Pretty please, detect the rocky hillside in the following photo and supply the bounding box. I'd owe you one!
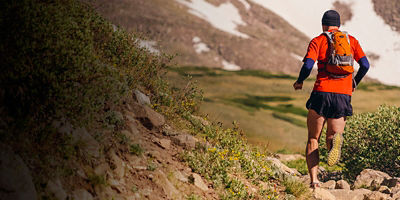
[372,0,400,33]
[90,0,309,74]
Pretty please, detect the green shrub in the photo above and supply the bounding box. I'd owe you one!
[320,105,400,181]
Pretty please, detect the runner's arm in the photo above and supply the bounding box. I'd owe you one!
[354,56,370,86]
[296,58,315,83]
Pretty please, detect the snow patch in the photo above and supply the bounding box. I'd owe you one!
[138,40,160,54]
[176,0,249,38]
[290,53,303,62]
[222,59,241,71]
[251,0,400,86]
[192,36,210,54]
[237,0,251,11]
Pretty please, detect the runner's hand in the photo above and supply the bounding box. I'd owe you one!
[293,81,303,90]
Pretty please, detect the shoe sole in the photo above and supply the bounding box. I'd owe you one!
[327,133,343,166]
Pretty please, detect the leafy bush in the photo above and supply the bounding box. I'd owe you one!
[320,105,400,181]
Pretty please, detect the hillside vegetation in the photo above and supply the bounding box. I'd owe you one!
[0,0,311,199]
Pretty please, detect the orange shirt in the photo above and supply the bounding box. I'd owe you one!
[303,30,366,95]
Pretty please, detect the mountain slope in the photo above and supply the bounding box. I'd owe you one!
[91,0,309,74]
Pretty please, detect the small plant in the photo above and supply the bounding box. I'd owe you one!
[147,162,157,171]
[282,176,310,198]
[129,144,143,156]
[88,174,107,186]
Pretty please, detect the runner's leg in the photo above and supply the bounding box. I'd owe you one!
[306,109,326,184]
[326,117,346,150]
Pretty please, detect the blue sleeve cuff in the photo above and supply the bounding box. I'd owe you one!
[354,56,370,85]
[297,58,315,83]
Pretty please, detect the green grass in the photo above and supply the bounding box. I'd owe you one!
[272,113,306,128]
[284,159,308,175]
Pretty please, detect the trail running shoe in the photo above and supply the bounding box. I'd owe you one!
[327,132,343,166]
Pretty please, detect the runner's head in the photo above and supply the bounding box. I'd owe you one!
[322,10,340,31]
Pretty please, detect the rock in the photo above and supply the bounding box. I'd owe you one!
[354,169,390,189]
[94,163,110,176]
[174,171,188,183]
[190,173,208,191]
[276,154,305,162]
[71,128,101,158]
[156,170,181,199]
[0,144,37,200]
[172,134,197,150]
[46,179,67,200]
[127,122,140,136]
[391,184,400,198]
[162,125,179,136]
[335,180,351,190]
[329,189,370,200]
[71,189,93,200]
[312,187,336,200]
[125,111,136,123]
[322,180,336,190]
[108,178,125,193]
[143,106,165,128]
[134,89,151,105]
[363,191,389,200]
[109,150,125,180]
[382,177,400,188]
[156,139,171,150]
[265,157,301,176]
[378,185,390,194]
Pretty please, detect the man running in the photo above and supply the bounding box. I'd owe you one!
[293,10,370,188]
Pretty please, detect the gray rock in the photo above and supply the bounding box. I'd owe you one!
[46,179,67,200]
[322,180,336,190]
[162,125,179,136]
[143,106,165,128]
[71,128,101,158]
[312,187,336,200]
[336,180,351,190]
[363,191,389,200]
[109,150,125,180]
[172,134,197,150]
[134,89,151,105]
[174,171,188,183]
[156,139,171,150]
[354,169,390,189]
[190,173,208,191]
[265,157,301,176]
[0,144,37,200]
[329,189,370,200]
[156,170,181,199]
[71,189,93,200]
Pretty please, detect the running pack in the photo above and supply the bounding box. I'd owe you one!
[321,31,354,78]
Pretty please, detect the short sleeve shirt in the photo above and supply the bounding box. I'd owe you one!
[303,30,366,95]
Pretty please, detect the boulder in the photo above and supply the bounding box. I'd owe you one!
[174,171,188,183]
[109,150,125,180]
[71,128,101,158]
[172,134,197,150]
[312,187,336,200]
[354,169,390,189]
[335,180,351,190]
[322,180,336,190]
[363,191,389,200]
[134,89,151,105]
[190,173,208,191]
[156,138,171,150]
[0,144,37,200]
[265,157,301,176]
[71,189,93,200]
[329,189,370,200]
[46,179,67,200]
[156,170,181,199]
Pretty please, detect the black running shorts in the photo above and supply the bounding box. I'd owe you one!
[306,91,353,119]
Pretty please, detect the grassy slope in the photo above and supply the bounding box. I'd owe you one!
[167,66,400,153]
